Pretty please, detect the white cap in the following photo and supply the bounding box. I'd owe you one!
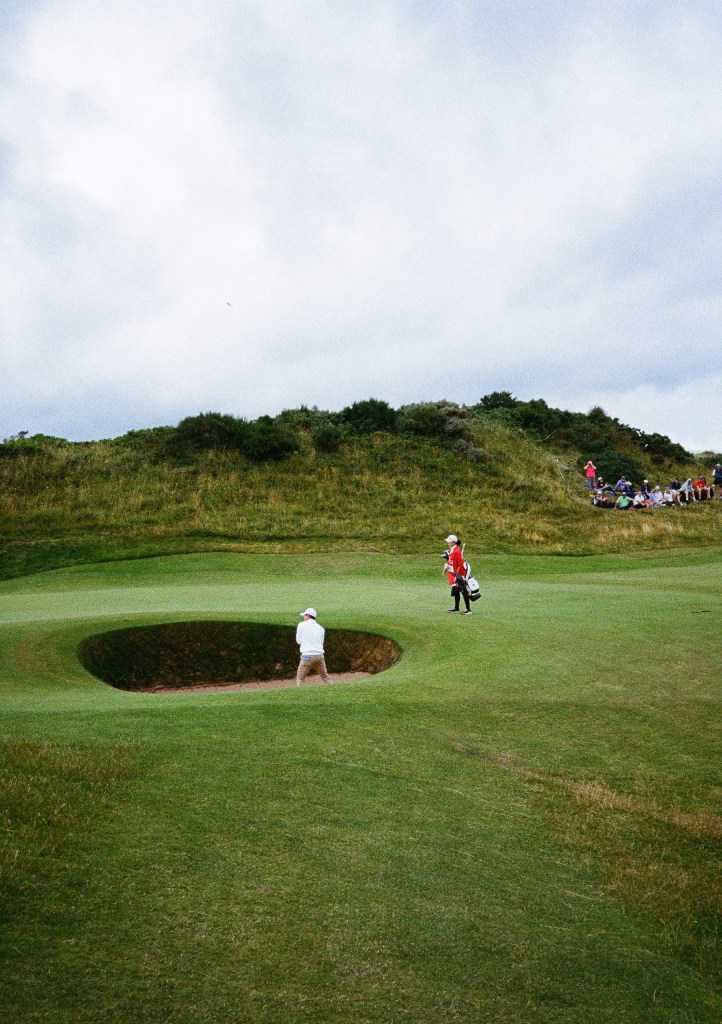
[300,608,317,618]
[444,534,458,544]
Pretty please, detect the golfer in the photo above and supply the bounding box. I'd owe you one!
[295,608,333,685]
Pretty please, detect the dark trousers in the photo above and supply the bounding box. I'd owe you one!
[451,583,470,611]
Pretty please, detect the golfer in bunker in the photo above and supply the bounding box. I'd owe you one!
[295,608,333,685]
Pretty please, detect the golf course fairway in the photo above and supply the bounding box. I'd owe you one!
[1,549,720,1023]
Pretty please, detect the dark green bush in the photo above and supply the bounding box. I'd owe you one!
[165,413,297,462]
[479,391,518,410]
[168,412,249,455]
[242,416,298,462]
[276,406,326,430]
[340,398,397,434]
[636,431,691,463]
[312,422,346,453]
[477,397,571,441]
[515,398,563,437]
[563,415,612,452]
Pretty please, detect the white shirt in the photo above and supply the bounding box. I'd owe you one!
[296,618,325,656]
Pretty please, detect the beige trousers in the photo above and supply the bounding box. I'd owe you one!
[296,654,332,685]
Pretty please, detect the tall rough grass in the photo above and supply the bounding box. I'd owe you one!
[1,419,719,578]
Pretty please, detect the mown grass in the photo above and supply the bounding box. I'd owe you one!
[1,421,720,580]
[0,738,137,918]
[0,550,719,1023]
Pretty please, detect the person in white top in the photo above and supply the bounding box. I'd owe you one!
[295,608,332,685]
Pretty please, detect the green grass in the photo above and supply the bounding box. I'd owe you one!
[1,549,720,1023]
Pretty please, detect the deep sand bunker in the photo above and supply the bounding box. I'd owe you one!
[78,621,401,693]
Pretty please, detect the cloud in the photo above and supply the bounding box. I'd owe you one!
[0,0,720,449]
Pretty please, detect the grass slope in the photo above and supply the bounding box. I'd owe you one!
[1,550,720,1023]
[1,420,721,579]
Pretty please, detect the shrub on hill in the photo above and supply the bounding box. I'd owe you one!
[312,422,347,453]
[242,415,299,462]
[340,398,397,434]
[0,433,72,458]
[275,406,325,431]
[631,430,690,463]
[479,390,517,410]
[111,427,175,452]
[168,412,248,455]
[397,402,472,440]
[165,412,298,463]
[0,438,35,460]
[699,449,722,465]
[474,394,693,470]
[397,403,450,438]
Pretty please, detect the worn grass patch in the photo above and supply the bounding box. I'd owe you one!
[457,745,722,973]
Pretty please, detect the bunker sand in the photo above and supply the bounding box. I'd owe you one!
[142,671,371,694]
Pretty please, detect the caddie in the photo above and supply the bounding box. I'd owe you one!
[444,534,472,614]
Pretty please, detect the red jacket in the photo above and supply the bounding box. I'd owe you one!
[447,544,466,584]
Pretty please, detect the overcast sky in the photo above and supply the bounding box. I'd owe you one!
[1,0,720,451]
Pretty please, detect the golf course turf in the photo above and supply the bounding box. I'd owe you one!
[1,549,720,1023]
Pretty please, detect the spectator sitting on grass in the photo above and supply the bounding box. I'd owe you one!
[649,487,665,507]
[593,489,615,508]
[640,479,652,498]
[679,478,695,504]
[615,492,633,510]
[663,487,680,506]
[668,478,683,503]
[694,476,710,501]
[632,491,648,507]
[614,476,628,492]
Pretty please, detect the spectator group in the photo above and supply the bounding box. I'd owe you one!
[583,461,722,510]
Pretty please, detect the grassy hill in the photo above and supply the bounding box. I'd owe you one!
[1,396,720,579]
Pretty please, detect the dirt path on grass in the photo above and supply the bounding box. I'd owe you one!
[140,671,371,695]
